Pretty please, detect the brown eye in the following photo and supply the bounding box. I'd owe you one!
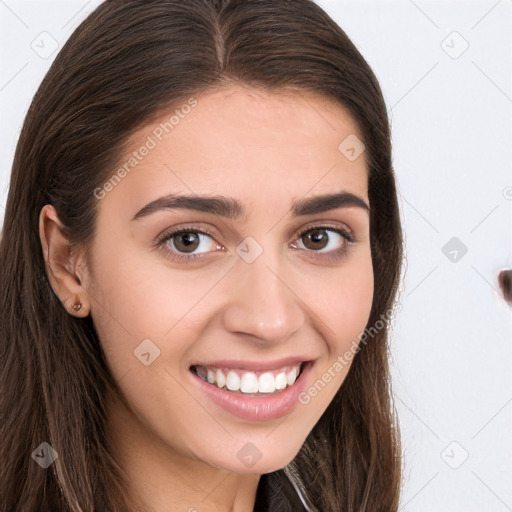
[172,232,200,253]
[302,228,330,250]
[159,228,220,261]
[295,227,353,253]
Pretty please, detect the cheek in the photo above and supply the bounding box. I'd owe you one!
[87,239,227,376]
[339,262,374,338]
[297,255,373,415]
[316,251,374,349]
[86,239,167,373]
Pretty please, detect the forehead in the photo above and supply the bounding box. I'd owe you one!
[99,86,369,216]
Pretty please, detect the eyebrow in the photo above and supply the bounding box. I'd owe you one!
[131,191,370,222]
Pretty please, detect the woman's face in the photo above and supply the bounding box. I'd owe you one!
[82,85,373,475]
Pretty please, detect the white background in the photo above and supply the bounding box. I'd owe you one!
[1,1,511,510]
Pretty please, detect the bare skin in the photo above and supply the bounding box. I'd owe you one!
[39,85,374,512]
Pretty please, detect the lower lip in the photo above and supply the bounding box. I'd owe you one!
[190,362,312,422]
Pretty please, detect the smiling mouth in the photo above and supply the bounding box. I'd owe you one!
[190,362,307,396]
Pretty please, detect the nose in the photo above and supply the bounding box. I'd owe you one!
[221,248,306,345]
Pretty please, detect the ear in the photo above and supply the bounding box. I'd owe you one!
[39,204,90,317]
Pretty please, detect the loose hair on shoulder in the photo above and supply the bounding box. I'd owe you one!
[0,1,404,510]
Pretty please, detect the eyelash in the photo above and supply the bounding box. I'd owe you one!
[155,223,355,264]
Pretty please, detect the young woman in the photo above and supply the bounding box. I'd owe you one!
[0,1,404,510]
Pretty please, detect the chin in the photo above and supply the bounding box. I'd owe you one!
[205,441,303,475]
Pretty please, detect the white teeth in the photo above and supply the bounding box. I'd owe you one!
[258,372,276,393]
[286,367,298,386]
[216,368,226,388]
[195,363,303,394]
[275,372,287,390]
[240,372,259,393]
[226,370,240,391]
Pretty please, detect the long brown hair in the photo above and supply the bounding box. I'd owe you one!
[0,1,404,510]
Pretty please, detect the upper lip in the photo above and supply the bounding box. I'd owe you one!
[191,356,313,372]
